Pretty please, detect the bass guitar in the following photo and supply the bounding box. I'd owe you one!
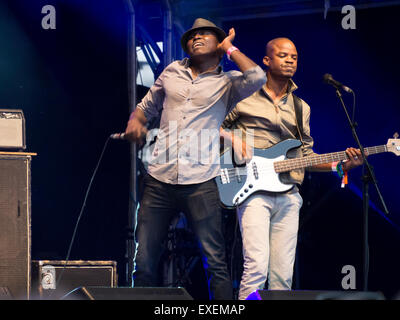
[216,136,400,208]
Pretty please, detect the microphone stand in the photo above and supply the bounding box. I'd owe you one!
[334,88,389,292]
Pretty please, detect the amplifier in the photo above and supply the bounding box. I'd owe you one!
[0,154,32,300]
[0,109,26,150]
[31,260,117,300]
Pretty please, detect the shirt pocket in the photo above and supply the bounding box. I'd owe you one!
[189,76,230,110]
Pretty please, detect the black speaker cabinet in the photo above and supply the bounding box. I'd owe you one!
[62,287,193,300]
[31,260,118,300]
[0,153,34,299]
[246,290,385,300]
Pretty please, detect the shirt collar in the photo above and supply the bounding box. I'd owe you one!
[287,79,298,93]
[180,58,222,74]
[261,78,298,97]
[180,57,190,67]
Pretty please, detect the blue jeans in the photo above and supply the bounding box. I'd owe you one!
[133,174,233,300]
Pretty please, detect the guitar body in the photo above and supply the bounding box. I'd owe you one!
[216,139,302,208]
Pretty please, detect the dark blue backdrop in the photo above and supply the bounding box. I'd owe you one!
[0,0,399,299]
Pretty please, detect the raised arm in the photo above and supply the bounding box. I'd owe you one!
[218,28,258,73]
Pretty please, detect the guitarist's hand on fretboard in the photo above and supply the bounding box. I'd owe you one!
[343,147,364,171]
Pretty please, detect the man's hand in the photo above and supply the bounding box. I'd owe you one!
[216,28,261,74]
[233,136,253,165]
[124,109,148,145]
[217,28,235,54]
[343,147,364,171]
[220,128,252,165]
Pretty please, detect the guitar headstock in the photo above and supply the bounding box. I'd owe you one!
[387,133,400,156]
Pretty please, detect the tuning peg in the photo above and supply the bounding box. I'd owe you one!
[394,132,399,139]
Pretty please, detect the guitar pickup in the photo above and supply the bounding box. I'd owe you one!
[235,167,242,183]
[220,168,230,184]
[252,162,259,179]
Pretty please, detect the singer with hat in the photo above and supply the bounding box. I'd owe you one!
[124,18,266,299]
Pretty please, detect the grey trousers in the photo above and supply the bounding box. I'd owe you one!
[237,191,303,300]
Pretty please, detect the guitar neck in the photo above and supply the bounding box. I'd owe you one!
[274,145,387,173]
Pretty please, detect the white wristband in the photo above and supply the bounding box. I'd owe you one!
[226,46,239,61]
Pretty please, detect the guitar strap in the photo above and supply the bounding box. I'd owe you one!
[292,93,304,146]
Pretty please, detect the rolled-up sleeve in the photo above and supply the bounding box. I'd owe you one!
[228,66,266,110]
[136,73,165,122]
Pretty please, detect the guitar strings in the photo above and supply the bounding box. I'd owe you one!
[219,145,383,181]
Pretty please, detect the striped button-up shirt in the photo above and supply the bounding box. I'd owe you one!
[137,58,266,184]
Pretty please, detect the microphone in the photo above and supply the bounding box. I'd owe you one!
[110,133,126,140]
[110,128,148,141]
[323,73,353,93]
